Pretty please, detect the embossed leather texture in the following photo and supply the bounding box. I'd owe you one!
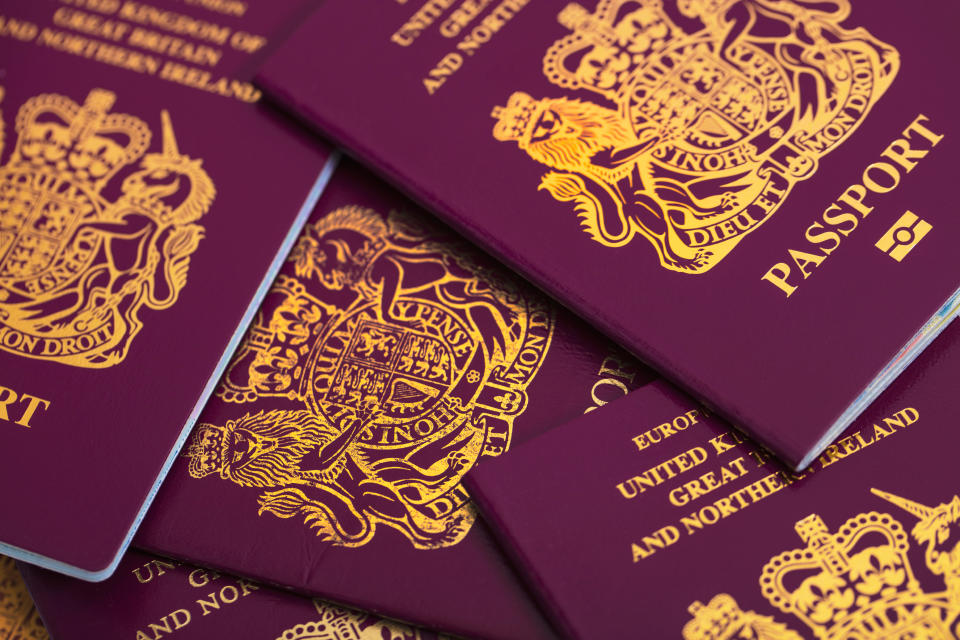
[0,0,330,578]
[256,0,960,469]
[19,550,443,640]
[470,322,960,639]
[133,158,655,640]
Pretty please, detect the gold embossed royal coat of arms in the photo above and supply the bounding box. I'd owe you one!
[492,0,898,272]
[0,88,214,367]
[186,206,554,549]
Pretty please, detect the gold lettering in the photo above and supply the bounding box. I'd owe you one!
[14,393,49,427]
[0,15,40,41]
[762,115,940,295]
[804,222,841,255]
[631,526,679,561]
[117,2,232,45]
[392,0,458,46]
[228,30,266,53]
[0,386,16,422]
[127,27,224,66]
[836,184,873,217]
[668,457,749,507]
[788,249,826,278]
[0,385,51,429]
[630,410,699,451]
[903,114,944,147]
[881,138,929,173]
[761,263,797,297]
[53,7,131,41]
[423,52,463,94]
[197,592,221,616]
[817,406,917,468]
[862,161,901,193]
[188,567,219,588]
[440,0,495,38]
[707,430,743,456]
[237,579,259,596]
[616,445,708,498]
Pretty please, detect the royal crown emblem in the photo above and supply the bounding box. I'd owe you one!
[684,488,960,640]
[492,0,898,272]
[274,600,430,640]
[0,87,214,367]
[186,206,554,549]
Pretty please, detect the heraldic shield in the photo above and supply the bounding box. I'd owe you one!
[683,489,960,640]
[0,87,214,367]
[491,0,899,273]
[186,206,555,549]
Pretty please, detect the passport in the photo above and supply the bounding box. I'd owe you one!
[0,557,46,640]
[469,322,960,639]
[0,0,332,579]
[18,550,443,640]
[131,158,653,640]
[256,0,960,469]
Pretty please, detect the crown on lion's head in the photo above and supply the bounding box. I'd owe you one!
[491,92,631,150]
[491,92,541,145]
[185,410,333,488]
[683,594,803,640]
[492,92,636,179]
[683,595,749,640]
[186,423,228,479]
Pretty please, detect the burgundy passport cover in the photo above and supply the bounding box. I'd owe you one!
[0,558,46,640]
[257,0,960,469]
[469,322,960,639]
[18,550,442,640]
[0,0,331,579]
[131,158,653,640]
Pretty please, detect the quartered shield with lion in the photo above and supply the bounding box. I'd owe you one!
[492,0,899,273]
[186,206,555,550]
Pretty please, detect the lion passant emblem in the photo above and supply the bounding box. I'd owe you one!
[186,206,554,549]
[491,0,898,272]
[0,87,214,367]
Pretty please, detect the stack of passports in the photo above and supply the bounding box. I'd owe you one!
[467,321,960,638]
[256,0,960,469]
[106,156,651,639]
[5,1,960,639]
[18,551,444,640]
[0,0,332,579]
